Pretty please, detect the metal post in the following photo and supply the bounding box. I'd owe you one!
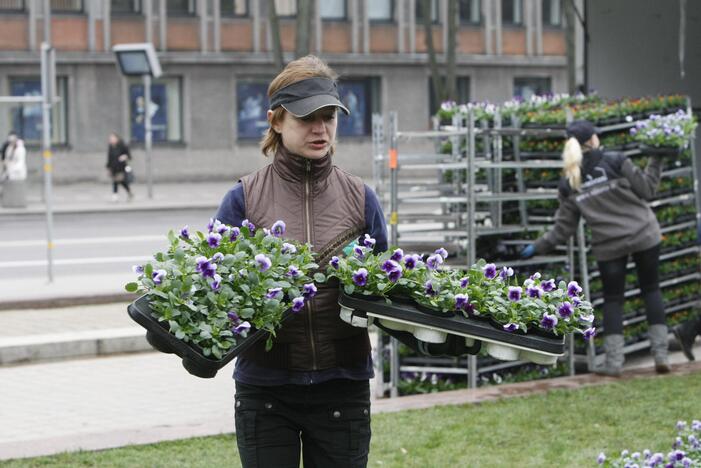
[567,236,576,376]
[144,74,154,199]
[576,220,593,370]
[43,0,50,43]
[388,111,399,397]
[512,115,528,225]
[40,43,54,283]
[466,107,478,389]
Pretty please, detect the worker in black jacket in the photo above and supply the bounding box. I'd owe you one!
[522,120,669,376]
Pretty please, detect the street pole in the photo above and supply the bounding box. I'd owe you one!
[40,42,54,283]
[143,73,153,199]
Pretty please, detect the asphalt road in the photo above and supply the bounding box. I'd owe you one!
[0,209,218,280]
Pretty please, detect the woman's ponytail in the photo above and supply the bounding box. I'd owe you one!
[562,137,583,191]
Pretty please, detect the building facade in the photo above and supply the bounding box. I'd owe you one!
[0,0,566,183]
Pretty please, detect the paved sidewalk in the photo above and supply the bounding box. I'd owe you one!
[0,180,236,216]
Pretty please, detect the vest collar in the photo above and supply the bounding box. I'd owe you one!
[272,144,333,184]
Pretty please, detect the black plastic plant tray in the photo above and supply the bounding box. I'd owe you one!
[128,294,290,379]
[339,293,565,356]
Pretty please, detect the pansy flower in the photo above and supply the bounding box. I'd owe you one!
[233,321,251,335]
[179,225,190,240]
[352,268,368,287]
[229,227,241,242]
[404,254,421,270]
[541,279,556,292]
[271,220,286,237]
[255,254,272,272]
[527,286,544,299]
[207,232,222,248]
[503,323,519,332]
[483,263,497,279]
[292,296,305,313]
[266,287,283,299]
[508,286,522,302]
[152,269,167,285]
[424,280,437,296]
[567,281,583,297]
[558,302,574,319]
[210,274,222,291]
[281,243,297,255]
[499,266,514,280]
[540,312,558,330]
[287,265,301,278]
[426,254,443,270]
[242,219,255,232]
[434,247,448,259]
[329,256,340,269]
[459,277,469,288]
[583,327,596,340]
[390,248,404,262]
[361,234,376,249]
[196,256,217,278]
[455,293,469,310]
[302,283,317,299]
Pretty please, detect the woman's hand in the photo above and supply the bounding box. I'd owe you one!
[520,244,535,259]
[118,154,128,162]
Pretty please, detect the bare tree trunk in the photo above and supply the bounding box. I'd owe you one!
[295,0,312,58]
[269,0,284,70]
[422,0,444,108]
[445,0,457,101]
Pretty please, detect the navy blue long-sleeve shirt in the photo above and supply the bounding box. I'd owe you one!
[215,182,388,386]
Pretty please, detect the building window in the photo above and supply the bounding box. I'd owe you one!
[513,77,551,99]
[416,0,439,23]
[320,0,345,20]
[543,0,562,27]
[459,0,480,24]
[220,0,248,17]
[168,0,196,16]
[51,0,83,12]
[428,76,470,117]
[111,0,141,14]
[10,77,68,145]
[502,0,522,25]
[237,79,270,140]
[129,78,183,143]
[368,0,392,22]
[275,0,296,17]
[337,78,380,137]
[0,0,25,12]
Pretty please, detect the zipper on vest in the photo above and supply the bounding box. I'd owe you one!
[304,159,318,371]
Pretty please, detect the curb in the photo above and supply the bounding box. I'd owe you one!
[0,328,151,366]
[0,293,138,311]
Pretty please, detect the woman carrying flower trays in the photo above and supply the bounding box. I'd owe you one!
[215,56,387,467]
[521,120,670,376]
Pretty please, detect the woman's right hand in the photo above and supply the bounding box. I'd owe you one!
[520,244,535,259]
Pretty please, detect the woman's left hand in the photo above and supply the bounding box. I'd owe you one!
[118,154,128,162]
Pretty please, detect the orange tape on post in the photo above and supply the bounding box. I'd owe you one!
[388,148,398,169]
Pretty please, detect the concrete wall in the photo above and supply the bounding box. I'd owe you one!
[587,0,701,103]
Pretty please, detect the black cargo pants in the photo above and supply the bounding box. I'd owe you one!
[234,378,371,468]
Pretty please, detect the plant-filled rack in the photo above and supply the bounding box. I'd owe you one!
[370,94,700,397]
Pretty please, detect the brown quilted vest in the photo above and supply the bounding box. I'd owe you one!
[239,145,371,371]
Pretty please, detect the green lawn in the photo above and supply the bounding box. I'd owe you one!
[4,372,700,467]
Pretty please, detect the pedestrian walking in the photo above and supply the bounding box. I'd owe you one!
[215,55,387,467]
[106,132,133,202]
[2,131,27,182]
[521,120,669,376]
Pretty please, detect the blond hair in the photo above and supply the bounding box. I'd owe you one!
[260,55,339,157]
[562,137,583,190]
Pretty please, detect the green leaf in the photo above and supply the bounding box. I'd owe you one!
[145,263,154,277]
[125,282,139,292]
[344,284,356,295]
[155,252,166,262]
[240,308,255,319]
[313,273,326,283]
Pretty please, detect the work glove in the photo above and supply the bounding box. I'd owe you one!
[520,244,535,259]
